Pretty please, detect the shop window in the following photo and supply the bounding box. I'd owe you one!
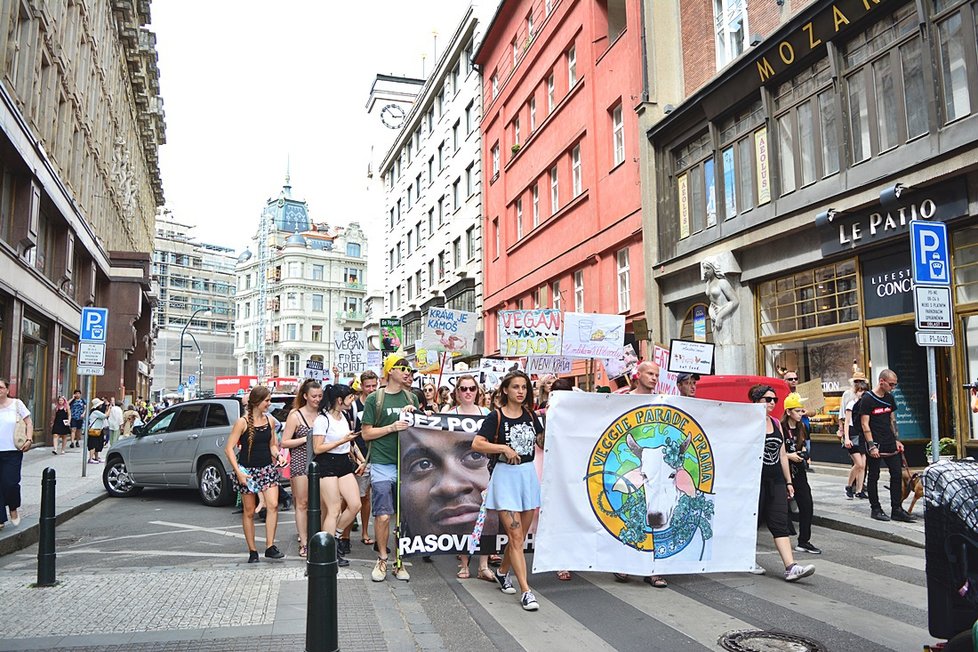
[680,304,714,343]
[843,4,928,163]
[673,131,714,238]
[758,259,859,336]
[953,223,978,305]
[773,59,838,194]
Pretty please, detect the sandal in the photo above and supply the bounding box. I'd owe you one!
[556,570,572,581]
[299,544,307,558]
[456,565,470,579]
[488,554,502,567]
[644,575,668,588]
[477,568,495,582]
[361,537,374,546]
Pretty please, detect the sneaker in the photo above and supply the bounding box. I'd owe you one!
[265,545,285,559]
[338,539,351,556]
[372,558,388,582]
[494,570,516,594]
[784,563,815,582]
[871,508,891,521]
[337,553,350,567]
[891,508,917,523]
[392,564,410,581]
[748,566,766,575]
[855,491,869,499]
[795,541,822,554]
[521,591,540,611]
[247,550,259,563]
[845,485,855,500]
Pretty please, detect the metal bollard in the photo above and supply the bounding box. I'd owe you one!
[306,531,339,652]
[35,467,57,587]
[307,461,321,536]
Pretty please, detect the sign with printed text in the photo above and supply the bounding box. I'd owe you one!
[916,331,954,347]
[526,356,574,376]
[420,308,477,355]
[914,286,952,330]
[653,345,679,395]
[498,310,562,357]
[561,312,626,359]
[366,350,382,375]
[78,342,106,366]
[304,359,324,382]
[668,339,715,375]
[333,330,367,374]
[380,318,403,353]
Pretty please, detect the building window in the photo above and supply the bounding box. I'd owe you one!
[673,130,720,238]
[936,7,974,123]
[466,226,475,261]
[416,173,422,199]
[547,73,555,112]
[312,264,324,280]
[465,102,474,133]
[312,293,324,312]
[438,142,444,170]
[527,12,535,39]
[571,144,582,196]
[843,4,929,164]
[612,103,625,166]
[514,117,521,148]
[552,280,561,311]
[452,178,460,209]
[491,143,500,178]
[428,208,435,236]
[312,325,322,342]
[574,269,584,311]
[492,72,499,98]
[438,196,445,224]
[550,165,559,214]
[287,323,298,341]
[567,45,577,87]
[493,218,500,257]
[287,292,298,309]
[396,242,402,265]
[466,164,474,196]
[414,223,422,249]
[287,354,299,376]
[453,238,461,268]
[714,0,748,68]
[532,183,540,227]
[529,96,537,131]
[513,38,520,66]
[546,0,553,15]
[427,157,434,184]
[406,230,413,255]
[438,252,446,280]
[453,121,460,150]
[407,277,414,300]
[616,248,630,313]
[718,99,765,220]
[516,197,524,239]
[758,259,860,335]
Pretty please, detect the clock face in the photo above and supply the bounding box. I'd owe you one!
[380,103,406,129]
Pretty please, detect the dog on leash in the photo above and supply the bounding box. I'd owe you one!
[902,467,924,514]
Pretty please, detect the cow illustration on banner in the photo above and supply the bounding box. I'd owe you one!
[534,391,763,576]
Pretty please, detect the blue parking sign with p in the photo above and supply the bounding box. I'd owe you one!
[80,307,108,342]
[910,221,950,285]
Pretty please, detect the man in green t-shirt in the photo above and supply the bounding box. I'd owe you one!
[361,356,417,582]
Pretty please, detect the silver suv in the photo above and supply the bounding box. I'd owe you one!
[102,395,293,506]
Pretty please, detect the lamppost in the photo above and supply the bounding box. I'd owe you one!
[178,308,211,395]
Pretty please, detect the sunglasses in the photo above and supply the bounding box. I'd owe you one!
[458,386,478,392]
[762,396,778,403]
[784,377,798,381]
[391,366,415,374]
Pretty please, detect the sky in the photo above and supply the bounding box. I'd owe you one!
[150,1,473,256]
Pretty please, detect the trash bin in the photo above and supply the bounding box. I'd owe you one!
[925,460,978,639]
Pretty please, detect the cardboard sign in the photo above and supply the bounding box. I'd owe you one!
[561,312,626,359]
[652,345,679,395]
[366,350,382,376]
[415,339,444,375]
[526,356,574,376]
[668,339,714,375]
[380,318,403,353]
[421,308,477,355]
[498,310,562,357]
[334,331,366,375]
[796,378,826,414]
[601,344,639,379]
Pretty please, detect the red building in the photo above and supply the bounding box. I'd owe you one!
[475,0,647,381]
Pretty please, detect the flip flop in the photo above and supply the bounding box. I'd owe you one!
[361,537,374,546]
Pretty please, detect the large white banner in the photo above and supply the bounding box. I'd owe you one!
[533,391,763,576]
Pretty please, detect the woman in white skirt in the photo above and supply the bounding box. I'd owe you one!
[472,371,544,612]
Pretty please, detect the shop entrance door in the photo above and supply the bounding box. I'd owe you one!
[867,323,952,461]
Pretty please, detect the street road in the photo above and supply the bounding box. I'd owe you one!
[0,487,934,651]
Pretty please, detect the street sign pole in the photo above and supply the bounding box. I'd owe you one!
[82,375,91,478]
[927,346,939,465]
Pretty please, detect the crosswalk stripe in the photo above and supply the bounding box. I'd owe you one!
[876,554,926,571]
[577,572,756,649]
[712,573,931,651]
[455,575,619,652]
[808,558,926,608]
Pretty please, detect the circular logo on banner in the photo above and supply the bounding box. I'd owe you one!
[585,406,716,558]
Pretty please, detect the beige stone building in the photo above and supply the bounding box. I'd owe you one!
[0,0,165,437]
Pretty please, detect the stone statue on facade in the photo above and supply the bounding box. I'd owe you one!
[701,253,744,373]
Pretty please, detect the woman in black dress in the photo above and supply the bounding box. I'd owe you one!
[51,396,71,455]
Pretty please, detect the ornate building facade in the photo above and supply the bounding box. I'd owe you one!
[0,0,165,436]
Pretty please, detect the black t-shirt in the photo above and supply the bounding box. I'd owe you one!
[857,390,898,448]
[478,408,544,465]
[238,422,273,468]
[761,416,785,483]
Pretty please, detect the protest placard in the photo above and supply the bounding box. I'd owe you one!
[421,308,477,355]
[600,343,639,379]
[497,309,562,357]
[561,312,625,359]
[526,356,573,376]
[333,330,366,375]
[480,358,524,389]
[415,339,443,375]
[653,345,679,395]
[668,339,714,375]
[380,318,402,353]
[366,350,382,376]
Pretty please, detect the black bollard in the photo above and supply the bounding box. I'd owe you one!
[307,461,321,537]
[36,467,57,587]
[306,531,338,652]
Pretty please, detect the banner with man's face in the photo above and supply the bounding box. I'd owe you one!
[397,412,539,557]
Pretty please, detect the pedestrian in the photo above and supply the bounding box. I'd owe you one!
[107,397,123,448]
[782,371,812,470]
[68,389,85,449]
[422,382,438,410]
[0,378,33,529]
[676,372,699,398]
[842,374,869,500]
[860,370,915,523]
[748,384,815,581]
[87,398,107,464]
[781,394,820,554]
[361,355,419,582]
[51,396,71,454]
[614,361,669,588]
[312,383,365,568]
[343,371,378,549]
[535,374,556,411]
[281,379,321,558]
[443,375,493,582]
[122,403,140,437]
[472,370,544,611]
[438,386,452,411]
[224,385,287,563]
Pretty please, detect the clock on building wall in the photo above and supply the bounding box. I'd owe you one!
[380,103,406,129]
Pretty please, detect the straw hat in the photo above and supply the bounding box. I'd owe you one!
[849,371,868,383]
[91,398,104,410]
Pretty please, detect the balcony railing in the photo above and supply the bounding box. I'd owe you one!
[336,310,365,321]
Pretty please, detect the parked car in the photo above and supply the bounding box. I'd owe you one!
[102,394,296,506]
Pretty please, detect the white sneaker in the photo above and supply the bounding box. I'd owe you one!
[521,590,539,611]
[494,570,517,594]
[392,564,410,581]
[371,558,388,582]
[784,563,815,582]
[748,565,766,575]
